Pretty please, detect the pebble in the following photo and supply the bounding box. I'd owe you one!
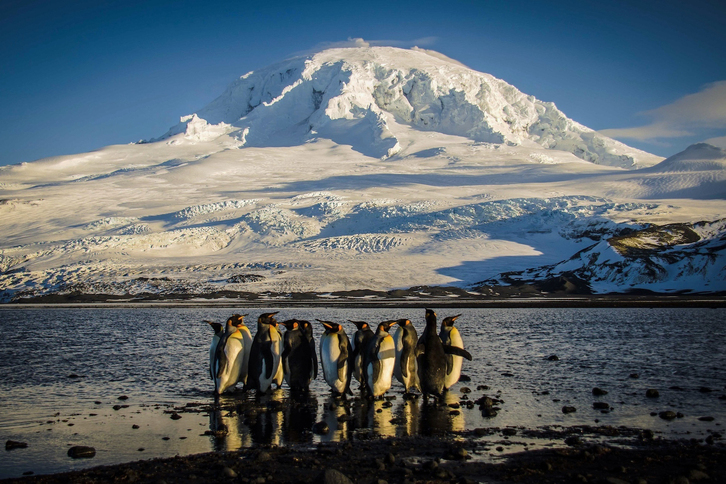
[6,440,28,450]
[256,451,272,463]
[593,402,610,410]
[170,412,182,420]
[312,421,330,435]
[502,428,517,436]
[132,424,140,429]
[646,389,660,398]
[318,468,354,484]
[659,411,677,420]
[562,406,577,414]
[629,373,639,379]
[698,416,715,422]
[222,466,237,478]
[460,387,471,393]
[592,387,608,396]
[546,354,559,361]
[67,445,96,458]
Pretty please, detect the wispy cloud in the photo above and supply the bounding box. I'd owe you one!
[599,81,726,141]
[301,37,438,55]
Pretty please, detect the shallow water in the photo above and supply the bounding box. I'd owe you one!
[1,307,725,478]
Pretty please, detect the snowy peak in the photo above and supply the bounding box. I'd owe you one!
[650,143,726,172]
[161,46,661,168]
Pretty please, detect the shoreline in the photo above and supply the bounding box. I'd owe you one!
[3,430,725,483]
[2,294,726,309]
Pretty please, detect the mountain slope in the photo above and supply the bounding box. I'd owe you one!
[0,48,724,302]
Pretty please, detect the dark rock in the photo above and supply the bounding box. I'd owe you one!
[629,373,639,379]
[6,440,28,450]
[646,389,660,398]
[677,412,685,418]
[659,411,677,420]
[381,400,393,408]
[312,421,330,435]
[593,402,610,410]
[546,354,559,361]
[502,428,517,436]
[564,436,582,446]
[699,387,713,393]
[459,374,471,382]
[592,387,608,396]
[641,429,654,440]
[170,412,182,420]
[460,387,471,393]
[222,466,237,478]
[118,395,129,400]
[698,416,715,422]
[22,471,34,476]
[476,385,489,390]
[132,424,140,429]
[476,396,494,408]
[67,445,96,458]
[481,408,498,418]
[562,406,577,414]
[256,451,272,463]
[67,374,80,378]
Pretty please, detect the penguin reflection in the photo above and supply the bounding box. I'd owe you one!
[418,391,465,436]
[284,392,318,444]
[249,392,283,445]
[321,395,350,442]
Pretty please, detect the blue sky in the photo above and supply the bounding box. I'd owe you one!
[1,0,725,166]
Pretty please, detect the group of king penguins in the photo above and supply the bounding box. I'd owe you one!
[207,309,472,400]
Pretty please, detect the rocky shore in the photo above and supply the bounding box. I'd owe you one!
[3,431,725,484]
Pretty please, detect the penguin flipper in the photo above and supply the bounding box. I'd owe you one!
[414,343,425,357]
[214,336,230,379]
[336,338,349,386]
[443,345,472,360]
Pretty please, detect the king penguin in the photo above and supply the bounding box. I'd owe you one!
[247,312,282,394]
[299,320,318,382]
[439,314,465,390]
[281,319,315,391]
[211,317,246,395]
[416,309,472,400]
[318,320,353,396]
[364,320,396,398]
[229,314,252,386]
[393,318,420,393]
[349,320,374,389]
[205,321,224,381]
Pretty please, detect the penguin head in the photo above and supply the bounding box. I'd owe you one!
[425,308,437,325]
[230,314,249,327]
[281,319,299,331]
[377,320,395,333]
[349,320,370,331]
[258,312,279,325]
[317,319,341,333]
[206,321,223,334]
[395,318,412,327]
[441,314,462,327]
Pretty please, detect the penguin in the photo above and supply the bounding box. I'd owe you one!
[439,314,465,390]
[349,320,374,389]
[247,312,282,394]
[416,309,472,400]
[318,320,353,395]
[205,320,224,381]
[211,317,246,395]
[393,318,420,393]
[281,319,315,391]
[299,320,318,381]
[364,320,396,398]
[229,314,252,386]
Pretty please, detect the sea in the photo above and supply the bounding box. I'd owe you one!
[1,306,724,479]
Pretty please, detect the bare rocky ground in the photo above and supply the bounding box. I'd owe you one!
[3,431,724,484]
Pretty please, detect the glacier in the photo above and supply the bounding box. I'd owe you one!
[1,46,725,302]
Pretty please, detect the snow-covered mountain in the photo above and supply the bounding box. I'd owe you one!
[159,47,661,168]
[0,46,724,302]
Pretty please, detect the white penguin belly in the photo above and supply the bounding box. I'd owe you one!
[272,329,284,386]
[321,335,346,393]
[444,329,464,389]
[369,336,395,397]
[216,336,244,394]
[239,327,253,385]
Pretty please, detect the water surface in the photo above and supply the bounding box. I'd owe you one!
[1,307,724,478]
